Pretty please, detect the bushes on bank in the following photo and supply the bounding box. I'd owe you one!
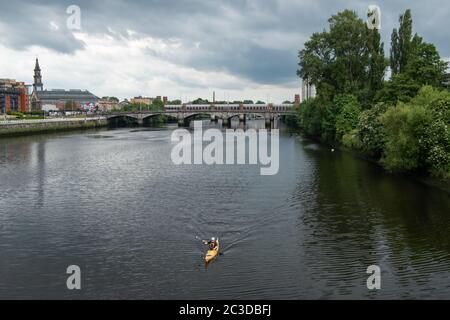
[294,8,449,181]
[380,101,428,172]
[356,103,388,158]
[294,86,450,180]
[334,95,361,142]
[381,86,450,178]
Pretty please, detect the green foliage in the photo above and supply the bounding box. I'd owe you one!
[342,129,363,150]
[294,8,449,180]
[285,114,300,129]
[413,86,450,177]
[356,103,388,158]
[405,42,448,88]
[376,73,421,104]
[152,98,165,110]
[168,99,182,105]
[7,111,24,118]
[334,95,361,141]
[320,101,340,142]
[384,11,448,104]
[390,9,413,74]
[297,98,324,137]
[366,29,389,104]
[380,86,450,177]
[26,110,45,116]
[121,100,164,112]
[298,10,386,103]
[380,102,429,172]
[192,98,209,105]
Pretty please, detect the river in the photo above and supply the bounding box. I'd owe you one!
[1,120,449,299]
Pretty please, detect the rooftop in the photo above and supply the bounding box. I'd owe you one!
[36,89,99,101]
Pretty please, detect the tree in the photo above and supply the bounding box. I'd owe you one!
[404,42,448,88]
[151,99,165,111]
[376,73,421,104]
[297,98,324,137]
[380,86,450,177]
[366,28,388,104]
[390,9,413,74]
[357,103,388,158]
[320,100,340,142]
[383,9,448,104]
[192,98,209,105]
[334,94,361,141]
[390,29,400,74]
[411,86,450,177]
[298,10,387,103]
[380,101,430,172]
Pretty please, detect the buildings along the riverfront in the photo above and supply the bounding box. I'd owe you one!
[30,59,99,111]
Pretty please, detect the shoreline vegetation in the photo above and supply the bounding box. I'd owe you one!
[289,8,450,185]
[291,131,450,194]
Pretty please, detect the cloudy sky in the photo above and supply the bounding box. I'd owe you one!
[0,0,448,103]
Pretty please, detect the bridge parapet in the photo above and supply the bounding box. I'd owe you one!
[104,104,295,123]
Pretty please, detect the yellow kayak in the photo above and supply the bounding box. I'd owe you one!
[205,239,219,263]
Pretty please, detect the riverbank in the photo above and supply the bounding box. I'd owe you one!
[0,117,108,138]
[291,130,450,194]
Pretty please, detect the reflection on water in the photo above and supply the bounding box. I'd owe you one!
[0,121,449,299]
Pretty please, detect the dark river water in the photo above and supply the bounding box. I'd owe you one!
[1,120,450,299]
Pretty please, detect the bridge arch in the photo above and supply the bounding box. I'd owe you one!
[107,114,140,120]
[141,113,176,120]
[226,113,242,121]
[182,113,214,121]
[106,114,139,127]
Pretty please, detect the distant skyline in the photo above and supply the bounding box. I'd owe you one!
[0,0,449,102]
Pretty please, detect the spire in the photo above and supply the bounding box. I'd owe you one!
[34,58,41,71]
[33,57,43,92]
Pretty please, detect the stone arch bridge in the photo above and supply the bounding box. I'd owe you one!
[104,104,295,126]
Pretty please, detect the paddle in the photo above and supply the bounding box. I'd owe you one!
[196,236,212,244]
[196,236,219,250]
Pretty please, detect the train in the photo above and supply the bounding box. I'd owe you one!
[164,104,293,112]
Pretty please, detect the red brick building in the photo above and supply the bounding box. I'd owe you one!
[0,79,29,113]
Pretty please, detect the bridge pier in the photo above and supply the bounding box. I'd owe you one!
[239,114,246,124]
[265,117,275,129]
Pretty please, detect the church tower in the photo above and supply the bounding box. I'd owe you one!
[33,58,43,92]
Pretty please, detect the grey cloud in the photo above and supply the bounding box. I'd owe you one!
[0,0,449,84]
[0,1,85,53]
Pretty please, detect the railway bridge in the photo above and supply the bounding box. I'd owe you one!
[104,103,295,126]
